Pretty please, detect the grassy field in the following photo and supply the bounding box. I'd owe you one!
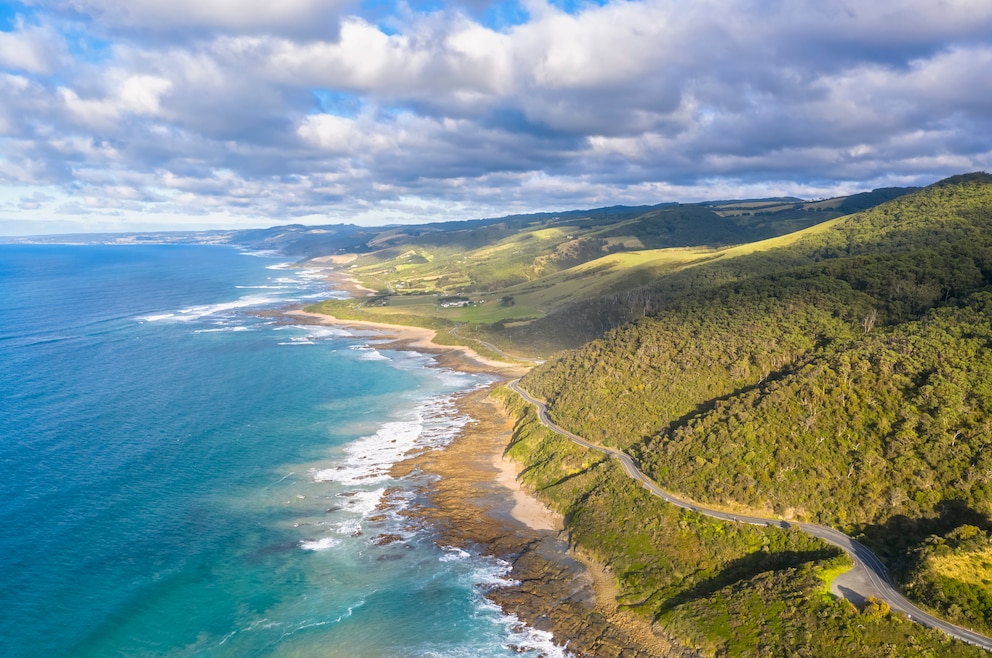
[324,213,850,331]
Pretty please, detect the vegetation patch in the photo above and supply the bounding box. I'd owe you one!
[492,385,982,656]
[816,560,853,594]
[905,525,992,634]
[929,548,992,589]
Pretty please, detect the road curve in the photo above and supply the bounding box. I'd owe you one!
[507,379,992,652]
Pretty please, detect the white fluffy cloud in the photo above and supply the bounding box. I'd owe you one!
[2,0,992,230]
[0,20,65,74]
[59,73,172,128]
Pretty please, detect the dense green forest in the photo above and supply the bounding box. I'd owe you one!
[494,388,983,656]
[519,173,992,637]
[633,296,992,528]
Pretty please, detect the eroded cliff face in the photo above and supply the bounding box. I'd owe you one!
[391,386,697,658]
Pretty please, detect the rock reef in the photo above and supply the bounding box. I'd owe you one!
[394,386,698,658]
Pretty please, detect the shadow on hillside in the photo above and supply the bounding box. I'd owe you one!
[650,546,841,618]
[854,499,992,568]
[632,348,829,454]
[534,458,608,493]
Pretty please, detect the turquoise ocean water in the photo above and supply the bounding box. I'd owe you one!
[0,244,566,657]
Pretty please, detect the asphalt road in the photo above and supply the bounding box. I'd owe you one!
[507,379,992,652]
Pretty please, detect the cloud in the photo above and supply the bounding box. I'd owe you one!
[16,190,54,209]
[30,0,354,38]
[59,73,172,127]
[2,0,992,230]
[0,20,66,74]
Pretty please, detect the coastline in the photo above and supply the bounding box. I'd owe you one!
[394,387,696,658]
[288,309,531,375]
[301,256,379,297]
[292,306,693,656]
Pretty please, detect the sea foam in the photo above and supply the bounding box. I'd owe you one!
[299,537,342,551]
[311,394,470,486]
[136,258,337,326]
[194,326,250,333]
[136,294,283,322]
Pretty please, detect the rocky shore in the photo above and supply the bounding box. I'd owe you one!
[293,307,696,656]
[393,386,699,658]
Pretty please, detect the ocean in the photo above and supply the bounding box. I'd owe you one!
[0,244,566,657]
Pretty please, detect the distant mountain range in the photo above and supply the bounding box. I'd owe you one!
[6,186,919,260]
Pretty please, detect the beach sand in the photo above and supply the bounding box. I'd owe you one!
[288,310,531,376]
[493,451,562,531]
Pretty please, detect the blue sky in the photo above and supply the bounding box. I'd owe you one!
[1,0,991,233]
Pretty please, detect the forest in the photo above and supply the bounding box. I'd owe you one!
[519,173,992,639]
[494,387,984,655]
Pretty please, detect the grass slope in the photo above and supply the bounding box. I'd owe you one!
[318,197,874,336]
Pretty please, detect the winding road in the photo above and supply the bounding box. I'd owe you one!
[507,379,992,652]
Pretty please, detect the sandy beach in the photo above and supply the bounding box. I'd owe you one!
[288,309,531,375]
[493,451,562,531]
[301,257,380,297]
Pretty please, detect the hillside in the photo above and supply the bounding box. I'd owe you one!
[524,174,992,443]
[301,190,920,342]
[493,175,985,350]
[495,385,985,656]
[299,174,992,653]
[337,203,790,298]
[519,173,992,637]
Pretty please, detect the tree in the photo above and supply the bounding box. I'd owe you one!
[862,596,891,620]
[862,308,878,334]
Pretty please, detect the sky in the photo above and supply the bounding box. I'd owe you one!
[0,0,991,234]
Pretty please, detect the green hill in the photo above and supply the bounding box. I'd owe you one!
[341,202,794,297]
[495,174,988,351]
[518,173,992,638]
[296,173,992,653]
[303,189,921,341]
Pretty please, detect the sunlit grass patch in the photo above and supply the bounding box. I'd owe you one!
[816,558,853,594]
[929,548,992,588]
